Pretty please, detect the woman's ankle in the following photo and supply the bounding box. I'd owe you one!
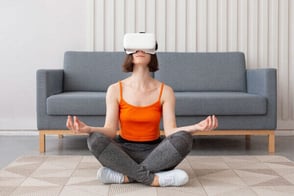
[153,169,189,187]
[151,175,159,187]
[124,176,129,183]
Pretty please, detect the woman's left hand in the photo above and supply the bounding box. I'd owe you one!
[193,115,218,132]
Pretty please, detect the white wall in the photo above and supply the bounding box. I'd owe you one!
[0,0,91,129]
[93,0,294,130]
[0,0,293,130]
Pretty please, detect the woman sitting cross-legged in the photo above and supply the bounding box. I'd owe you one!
[66,33,218,187]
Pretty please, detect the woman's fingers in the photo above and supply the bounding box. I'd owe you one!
[205,115,218,131]
[211,115,215,129]
[66,115,73,129]
[73,116,79,132]
[207,116,212,129]
[210,115,218,130]
[213,115,218,129]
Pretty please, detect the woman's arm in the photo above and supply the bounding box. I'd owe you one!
[162,85,218,137]
[66,83,120,138]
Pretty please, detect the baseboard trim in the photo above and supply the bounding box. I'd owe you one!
[0,130,38,136]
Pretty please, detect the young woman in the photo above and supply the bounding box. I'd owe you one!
[66,36,218,187]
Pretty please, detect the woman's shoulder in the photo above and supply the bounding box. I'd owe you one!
[160,82,175,104]
[106,82,121,95]
[158,81,174,99]
[161,82,173,93]
[108,81,120,89]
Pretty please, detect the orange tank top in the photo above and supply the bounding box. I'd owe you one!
[119,81,164,142]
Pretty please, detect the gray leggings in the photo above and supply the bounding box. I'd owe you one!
[87,131,193,185]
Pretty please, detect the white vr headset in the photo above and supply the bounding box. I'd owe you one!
[123,33,157,54]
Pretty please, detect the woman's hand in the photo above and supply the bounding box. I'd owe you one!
[193,115,218,132]
[66,115,91,134]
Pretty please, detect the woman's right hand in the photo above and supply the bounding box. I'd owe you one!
[66,115,91,134]
[193,115,218,132]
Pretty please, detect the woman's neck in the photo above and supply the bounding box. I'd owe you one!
[130,73,152,87]
[124,70,155,91]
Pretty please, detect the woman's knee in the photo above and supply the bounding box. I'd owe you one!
[167,131,193,156]
[87,132,111,153]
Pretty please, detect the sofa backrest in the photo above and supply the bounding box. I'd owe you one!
[64,51,247,92]
[64,51,129,91]
[155,52,247,92]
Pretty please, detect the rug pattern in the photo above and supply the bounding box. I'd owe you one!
[1,155,294,195]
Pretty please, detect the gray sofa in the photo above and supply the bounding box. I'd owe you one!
[37,51,277,153]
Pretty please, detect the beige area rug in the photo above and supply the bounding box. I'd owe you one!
[1,155,294,196]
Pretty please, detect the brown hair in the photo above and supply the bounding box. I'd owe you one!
[122,54,159,72]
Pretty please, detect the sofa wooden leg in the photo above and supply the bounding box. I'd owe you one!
[39,131,46,153]
[268,131,275,153]
[245,135,251,150]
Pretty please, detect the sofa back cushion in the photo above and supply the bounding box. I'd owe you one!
[155,52,246,92]
[64,51,129,91]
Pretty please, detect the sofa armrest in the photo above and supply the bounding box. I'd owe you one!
[37,69,64,96]
[36,69,64,129]
[246,68,277,129]
[246,68,276,96]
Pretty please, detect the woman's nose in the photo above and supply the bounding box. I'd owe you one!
[136,50,146,54]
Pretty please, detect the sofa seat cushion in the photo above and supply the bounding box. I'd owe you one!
[47,92,106,115]
[175,92,267,116]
